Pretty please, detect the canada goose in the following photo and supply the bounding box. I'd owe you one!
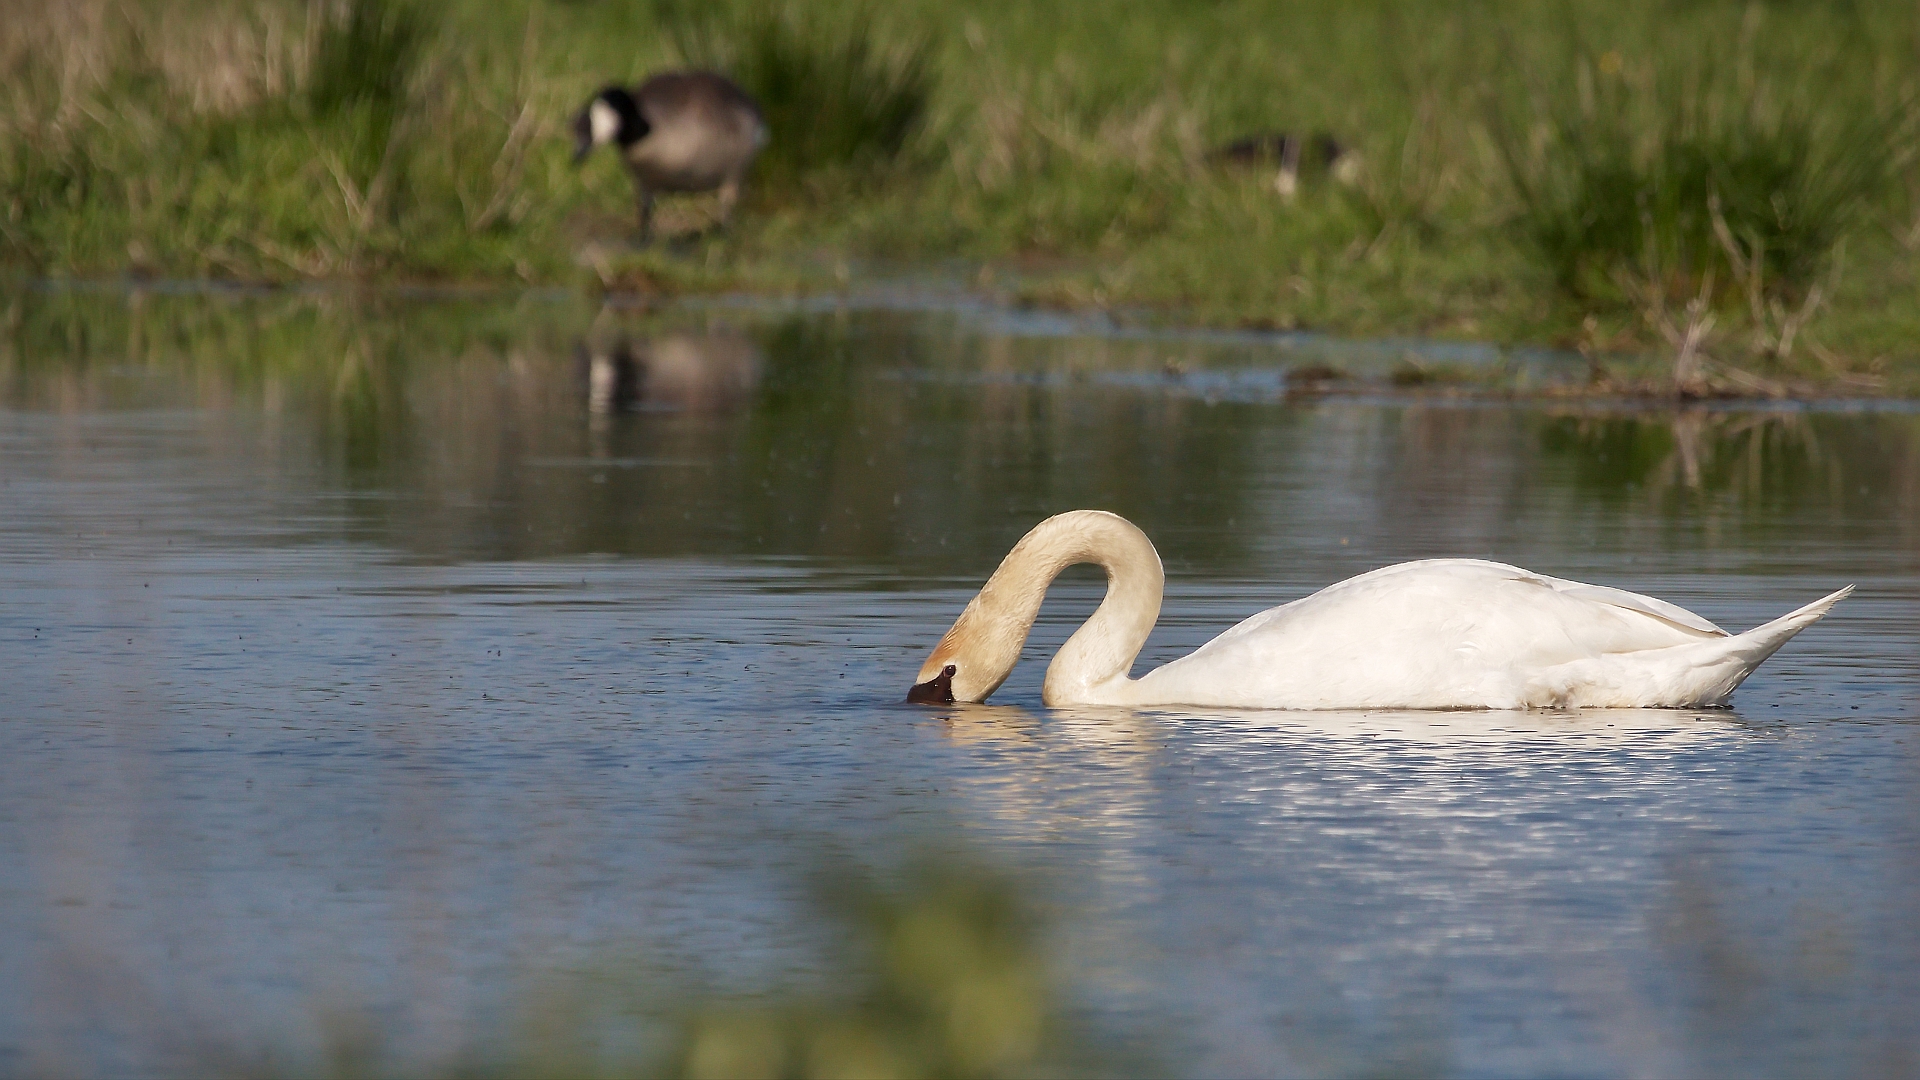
[572,73,768,240]
[1209,131,1359,200]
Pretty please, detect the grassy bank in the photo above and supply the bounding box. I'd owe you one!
[5,1,1920,393]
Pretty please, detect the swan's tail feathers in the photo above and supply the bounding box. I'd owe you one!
[1681,585,1852,705]
[1744,585,1853,647]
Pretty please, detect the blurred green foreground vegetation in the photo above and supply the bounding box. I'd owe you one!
[7,0,1920,392]
[461,858,1128,1079]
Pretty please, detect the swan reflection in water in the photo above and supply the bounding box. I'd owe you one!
[1134,704,1754,743]
[923,694,1754,1032]
[578,331,762,414]
[929,699,1747,841]
[936,700,1744,760]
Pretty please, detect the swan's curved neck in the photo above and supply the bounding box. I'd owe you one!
[912,511,1163,705]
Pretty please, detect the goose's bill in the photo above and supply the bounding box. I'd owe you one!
[906,664,957,705]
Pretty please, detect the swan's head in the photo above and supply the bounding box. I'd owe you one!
[906,663,957,704]
[906,584,1042,704]
[906,615,1022,705]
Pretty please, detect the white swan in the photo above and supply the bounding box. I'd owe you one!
[906,510,1851,710]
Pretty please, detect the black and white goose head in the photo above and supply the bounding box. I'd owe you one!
[572,86,649,164]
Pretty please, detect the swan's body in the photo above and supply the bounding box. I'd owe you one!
[907,511,1850,710]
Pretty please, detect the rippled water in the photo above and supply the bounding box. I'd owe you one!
[3,287,1917,1076]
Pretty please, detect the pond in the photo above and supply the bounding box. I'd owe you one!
[2,285,1917,1076]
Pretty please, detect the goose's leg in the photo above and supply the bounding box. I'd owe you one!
[634,184,656,244]
[1273,134,1302,201]
[715,175,743,232]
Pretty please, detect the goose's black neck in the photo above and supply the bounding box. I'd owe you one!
[598,86,649,145]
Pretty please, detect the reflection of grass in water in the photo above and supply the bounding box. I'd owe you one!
[1536,408,1855,501]
[10,287,1920,564]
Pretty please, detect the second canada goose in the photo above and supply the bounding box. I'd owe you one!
[572,72,768,240]
[1209,131,1359,200]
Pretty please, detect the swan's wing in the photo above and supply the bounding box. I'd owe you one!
[1325,560,1727,639]
[1134,559,1736,709]
[1530,574,1726,637]
[1202,559,1723,653]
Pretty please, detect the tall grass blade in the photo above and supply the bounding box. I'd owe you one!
[652,1,935,187]
[306,0,432,119]
[1493,46,1910,305]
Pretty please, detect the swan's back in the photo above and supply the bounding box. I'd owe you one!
[1136,560,1730,709]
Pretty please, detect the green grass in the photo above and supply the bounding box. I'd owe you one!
[1491,31,1910,305]
[6,1,1920,391]
[656,0,934,188]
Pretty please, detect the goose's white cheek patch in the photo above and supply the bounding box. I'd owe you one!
[589,99,621,145]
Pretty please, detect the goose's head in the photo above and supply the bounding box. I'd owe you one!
[572,86,646,163]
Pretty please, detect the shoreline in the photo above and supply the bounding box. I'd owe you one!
[10,270,1915,406]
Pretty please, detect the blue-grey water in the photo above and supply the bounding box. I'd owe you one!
[2,288,1917,1077]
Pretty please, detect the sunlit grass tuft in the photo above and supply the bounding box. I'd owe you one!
[655,0,935,189]
[1494,47,1911,306]
[305,0,432,119]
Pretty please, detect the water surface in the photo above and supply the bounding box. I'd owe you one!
[3,288,1917,1076]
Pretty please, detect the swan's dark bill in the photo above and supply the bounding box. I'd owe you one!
[906,664,957,705]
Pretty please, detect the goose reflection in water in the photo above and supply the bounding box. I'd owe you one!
[578,331,762,414]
